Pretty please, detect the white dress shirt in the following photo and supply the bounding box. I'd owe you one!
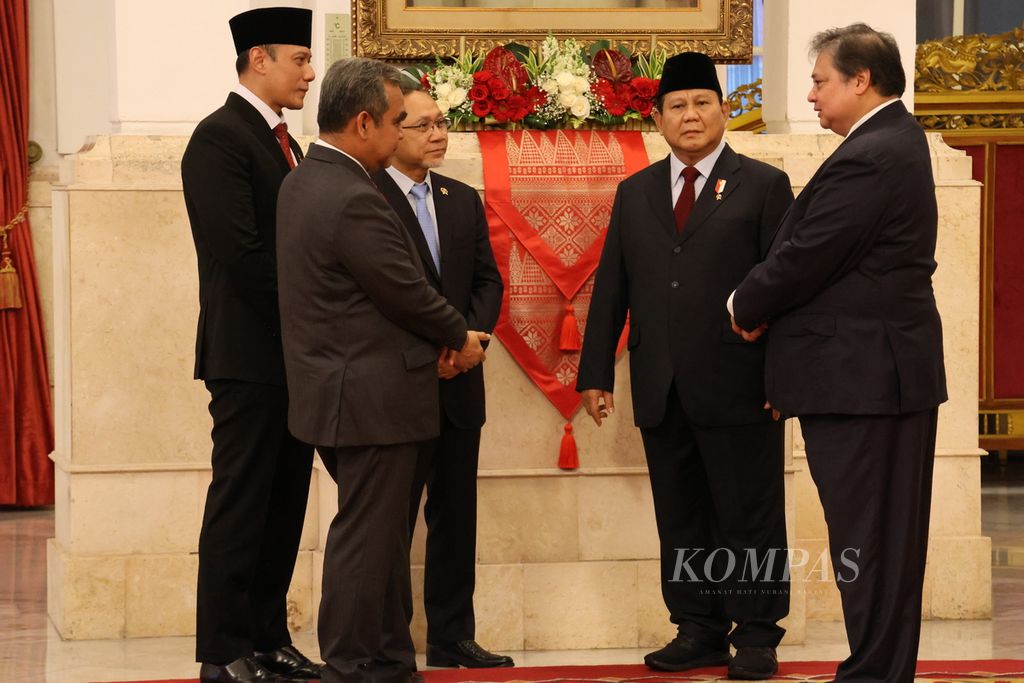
[385,166,441,249]
[313,138,370,178]
[234,83,297,167]
[669,137,727,207]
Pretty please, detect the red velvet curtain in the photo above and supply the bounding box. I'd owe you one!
[0,0,55,506]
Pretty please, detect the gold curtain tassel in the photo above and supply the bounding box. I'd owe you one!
[0,204,29,310]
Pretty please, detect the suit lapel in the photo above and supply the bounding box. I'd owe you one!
[373,170,442,285]
[643,157,678,237]
[430,172,456,288]
[226,92,292,175]
[679,145,742,246]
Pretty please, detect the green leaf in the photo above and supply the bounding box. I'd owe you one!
[587,39,611,61]
[505,42,532,63]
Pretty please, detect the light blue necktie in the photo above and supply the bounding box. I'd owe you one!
[410,182,441,274]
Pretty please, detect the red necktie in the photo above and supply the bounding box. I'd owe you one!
[273,123,296,169]
[674,166,700,233]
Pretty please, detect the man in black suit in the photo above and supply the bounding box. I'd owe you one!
[277,58,489,683]
[181,8,321,682]
[730,24,947,683]
[577,52,793,680]
[371,83,510,669]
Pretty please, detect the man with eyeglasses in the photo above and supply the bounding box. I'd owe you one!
[372,81,509,669]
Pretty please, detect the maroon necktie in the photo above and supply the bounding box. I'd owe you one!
[273,123,296,169]
[673,166,700,233]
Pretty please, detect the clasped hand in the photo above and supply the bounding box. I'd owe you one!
[437,330,490,379]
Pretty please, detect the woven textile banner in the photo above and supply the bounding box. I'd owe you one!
[479,130,648,466]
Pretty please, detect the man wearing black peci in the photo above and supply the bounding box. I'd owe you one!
[181,8,321,682]
[577,52,793,680]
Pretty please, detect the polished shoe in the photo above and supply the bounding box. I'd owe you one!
[253,644,324,680]
[199,657,285,682]
[426,640,515,668]
[643,634,731,672]
[727,646,777,680]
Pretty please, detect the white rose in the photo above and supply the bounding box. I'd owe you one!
[437,98,451,115]
[574,75,590,94]
[559,91,577,108]
[556,71,575,90]
[449,87,467,107]
[542,78,559,94]
[570,95,591,119]
[435,82,453,98]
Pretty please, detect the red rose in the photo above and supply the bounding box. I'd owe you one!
[631,97,654,117]
[506,94,528,121]
[491,98,512,122]
[632,77,659,99]
[473,70,494,84]
[469,84,489,101]
[614,80,636,100]
[488,78,511,101]
[420,72,431,90]
[472,98,493,117]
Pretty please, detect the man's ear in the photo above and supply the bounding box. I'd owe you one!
[248,46,271,75]
[852,68,873,95]
[355,111,371,139]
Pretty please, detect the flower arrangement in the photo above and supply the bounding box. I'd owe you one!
[410,36,666,130]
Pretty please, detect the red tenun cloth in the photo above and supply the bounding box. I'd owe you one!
[0,0,55,505]
[478,130,649,467]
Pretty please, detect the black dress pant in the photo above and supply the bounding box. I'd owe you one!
[800,408,938,683]
[318,442,420,683]
[196,379,314,664]
[408,413,481,646]
[639,388,789,649]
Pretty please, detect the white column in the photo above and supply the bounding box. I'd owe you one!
[762,0,917,134]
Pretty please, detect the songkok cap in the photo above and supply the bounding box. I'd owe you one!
[229,7,312,54]
[656,51,723,99]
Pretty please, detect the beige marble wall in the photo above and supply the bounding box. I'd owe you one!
[47,132,987,647]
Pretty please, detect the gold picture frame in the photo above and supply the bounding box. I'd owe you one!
[352,0,753,63]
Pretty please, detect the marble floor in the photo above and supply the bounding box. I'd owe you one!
[3,456,1024,683]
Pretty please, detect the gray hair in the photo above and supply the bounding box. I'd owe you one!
[317,57,404,133]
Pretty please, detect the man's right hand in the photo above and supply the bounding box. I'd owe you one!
[581,389,615,427]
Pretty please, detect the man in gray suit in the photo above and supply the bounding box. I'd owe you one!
[276,58,489,683]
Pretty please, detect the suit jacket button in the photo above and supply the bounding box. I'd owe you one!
[670,281,679,288]
[673,246,681,254]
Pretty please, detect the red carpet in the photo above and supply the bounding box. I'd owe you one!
[98,660,1024,683]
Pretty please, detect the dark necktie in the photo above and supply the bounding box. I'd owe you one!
[273,122,296,169]
[674,166,700,233]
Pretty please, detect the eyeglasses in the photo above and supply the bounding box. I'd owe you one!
[401,117,451,134]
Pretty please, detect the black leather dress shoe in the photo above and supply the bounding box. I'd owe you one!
[727,646,777,680]
[426,640,515,668]
[199,657,284,682]
[253,644,324,680]
[643,635,731,672]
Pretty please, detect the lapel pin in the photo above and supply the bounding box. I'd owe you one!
[714,178,726,201]
[440,186,448,196]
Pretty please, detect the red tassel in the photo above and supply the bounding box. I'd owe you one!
[558,422,579,470]
[559,303,581,351]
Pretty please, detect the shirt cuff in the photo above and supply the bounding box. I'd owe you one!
[726,290,736,317]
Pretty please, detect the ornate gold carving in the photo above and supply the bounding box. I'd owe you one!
[352,0,752,63]
[727,78,761,116]
[918,113,1024,130]
[916,27,1024,93]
